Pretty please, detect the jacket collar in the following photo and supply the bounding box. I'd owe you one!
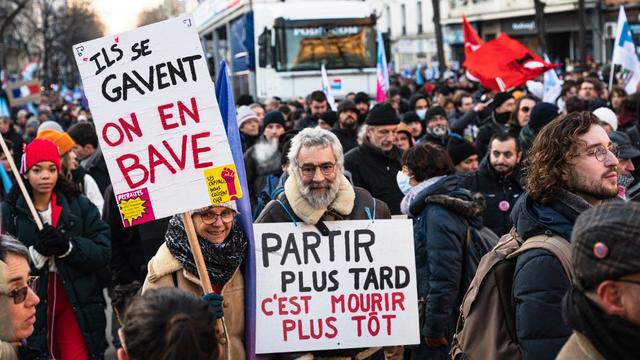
[478,156,522,183]
[284,173,355,225]
[147,243,203,286]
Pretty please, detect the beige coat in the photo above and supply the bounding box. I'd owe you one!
[143,244,245,360]
[556,332,605,360]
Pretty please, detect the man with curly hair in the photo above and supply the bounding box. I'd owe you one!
[510,111,620,360]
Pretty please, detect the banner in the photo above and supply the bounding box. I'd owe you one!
[612,6,640,94]
[73,16,240,227]
[375,31,389,102]
[254,219,419,353]
[6,80,41,107]
[320,64,337,111]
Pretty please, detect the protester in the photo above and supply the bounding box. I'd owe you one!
[249,103,265,124]
[264,97,280,112]
[449,92,486,143]
[256,127,394,360]
[401,143,485,358]
[476,92,515,159]
[345,103,404,214]
[296,90,328,129]
[508,94,538,138]
[593,107,618,133]
[395,122,414,152]
[1,139,111,359]
[447,137,479,174]
[331,100,360,153]
[244,111,286,208]
[420,106,450,146]
[510,111,620,359]
[0,234,40,360]
[402,111,425,141]
[461,133,523,237]
[408,93,430,121]
[578,77,602,104]
[237,105,261,152]
[608,131,640,200]
[143,201,245,359]
[0,117,23,168]
[317,110,337,130]
[354,91,371,124]
[118,287,221,360]
[608,86,626,113]
[557,202,640,360]
[67,122,111,194]
[518,102,560,156]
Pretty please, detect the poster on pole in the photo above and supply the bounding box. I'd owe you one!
[6,80,42,107]
[254,219,420,353]
[73,16,241,227]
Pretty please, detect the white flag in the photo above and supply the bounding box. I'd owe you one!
[543,54,563,103]
[612,6,640,94]
[320,64,337,111]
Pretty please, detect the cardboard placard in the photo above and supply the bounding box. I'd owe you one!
[6,80,41,107]
[73,16,241,227]
[254,219,420,353]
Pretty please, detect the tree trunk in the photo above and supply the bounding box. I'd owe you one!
[578,0,587,62]
[534,0,548,55]
[432,0,446,79]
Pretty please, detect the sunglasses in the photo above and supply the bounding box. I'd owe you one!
[5,276,38,304]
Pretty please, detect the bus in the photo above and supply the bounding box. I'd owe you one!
[191,0,378,101]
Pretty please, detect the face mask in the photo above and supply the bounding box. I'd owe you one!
[426,125,449,138]
[494,111,510,124]
[416,109,427,120]
[396,171,414,195]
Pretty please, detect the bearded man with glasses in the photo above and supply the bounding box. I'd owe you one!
[256,127,395,360]
[509,111,620,360]
[1,234,40,359]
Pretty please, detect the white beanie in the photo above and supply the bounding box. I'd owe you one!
[237,105,259,127]
[593,107,618,132]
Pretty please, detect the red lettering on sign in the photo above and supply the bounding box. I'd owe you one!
[192,131,213,168]
[116,153,148,188]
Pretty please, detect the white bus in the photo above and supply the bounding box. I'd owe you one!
[192,0,378,101]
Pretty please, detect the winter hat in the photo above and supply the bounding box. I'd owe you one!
[492,91,514,110]
[354,92,370,105]
[20,138,60,174]
[593,107,618,131]
[237,105,259,128]
[37,120,63,134]
[37,129,75,156]
[609,131,640,159]
[337,100,358,115]
[319,111,337,128]
[262,111,286,129]
[447,137,477,165]
[402,111,422,124]
[192,201,238,215]
[365,103,399,126]
[425,106,448,123]
[26,117,38,130]
[396,122,412,139]
[572,202,640,291]
[528,102,560,133]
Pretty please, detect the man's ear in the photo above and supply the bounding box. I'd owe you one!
[117,347,130,360]
[596,280,626,317]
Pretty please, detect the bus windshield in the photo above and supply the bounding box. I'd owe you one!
[275,24,376,71]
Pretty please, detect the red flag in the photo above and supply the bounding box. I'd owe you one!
[463,33,556,91]
[463,16,483,56]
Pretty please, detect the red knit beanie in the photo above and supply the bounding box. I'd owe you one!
[20,139,61,175]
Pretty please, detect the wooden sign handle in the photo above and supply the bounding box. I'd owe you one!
[181,212,213,293]
[0,136,43,230]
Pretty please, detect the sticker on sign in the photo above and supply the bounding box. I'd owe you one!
[73,16,240,227]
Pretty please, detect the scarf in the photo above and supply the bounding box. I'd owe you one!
[400,175,446,216]
[165,215,246,286]
[564,285,640,360]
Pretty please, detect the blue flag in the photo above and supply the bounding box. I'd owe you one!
[215,61,256,359]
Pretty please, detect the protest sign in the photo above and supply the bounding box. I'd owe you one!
[73,16,241,227]
[254,219,420,353]
[6,80,42,107]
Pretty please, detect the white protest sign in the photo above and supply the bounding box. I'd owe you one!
[254,219,420,353]
[73,16,241,227]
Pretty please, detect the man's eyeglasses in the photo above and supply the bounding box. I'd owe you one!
[300,163,336,177]
[575,143,619,162]
[197,210,235,224]
[4,276,38,304]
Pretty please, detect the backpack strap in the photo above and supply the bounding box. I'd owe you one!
[364,197,376,223]
[275,199,298,227]
[171,271,179,287]
[509,234,573,279]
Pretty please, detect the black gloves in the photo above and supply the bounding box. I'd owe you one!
[202,293,224,319]
[34,224,71,257]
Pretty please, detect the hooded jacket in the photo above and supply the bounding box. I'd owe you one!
[460,157,524,237]
[510,191,591,360]
[243,137,282,209]
[410,175,485,342]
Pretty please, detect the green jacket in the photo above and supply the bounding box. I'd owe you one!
[1,190,111,359]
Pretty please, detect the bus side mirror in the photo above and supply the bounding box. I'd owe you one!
[258,28,271,68]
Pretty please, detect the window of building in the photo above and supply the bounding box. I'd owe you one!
[417,1,423,34]
[401,4,406,36]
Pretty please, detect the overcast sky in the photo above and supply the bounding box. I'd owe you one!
[91,0,164,35]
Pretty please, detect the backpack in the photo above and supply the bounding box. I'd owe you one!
[461,220,500,286]
[450,228,573,360]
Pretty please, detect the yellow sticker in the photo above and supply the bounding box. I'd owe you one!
[119,197,147,227]
[204,164,243,205]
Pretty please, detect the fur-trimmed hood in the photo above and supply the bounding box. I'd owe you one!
[410,174,485,224]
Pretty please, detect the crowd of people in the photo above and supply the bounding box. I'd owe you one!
[0,61,640,360]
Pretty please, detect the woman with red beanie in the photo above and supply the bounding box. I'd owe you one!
[1,139,111,359]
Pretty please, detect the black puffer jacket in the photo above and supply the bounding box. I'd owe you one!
[460,157,524,237]
[510,191,591,360]
[344,142,403,214]
[410,175,485,342]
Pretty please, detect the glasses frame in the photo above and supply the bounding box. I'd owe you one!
[617,279,640,287]
[4,276,38,304]
[299,162,336,178]
[574,143,619,162]
[197,210,236,225]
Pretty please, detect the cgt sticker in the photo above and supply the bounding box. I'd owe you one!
[116,188,156,227]
[204,164,242,205]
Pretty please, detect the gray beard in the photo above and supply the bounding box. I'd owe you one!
[294,171,341,209]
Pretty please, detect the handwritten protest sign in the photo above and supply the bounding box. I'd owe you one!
[73,16,241,227]
[254,219,420,353]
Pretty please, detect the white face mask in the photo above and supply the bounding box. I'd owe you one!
[396,170,414,195]
[416,109,427,120]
